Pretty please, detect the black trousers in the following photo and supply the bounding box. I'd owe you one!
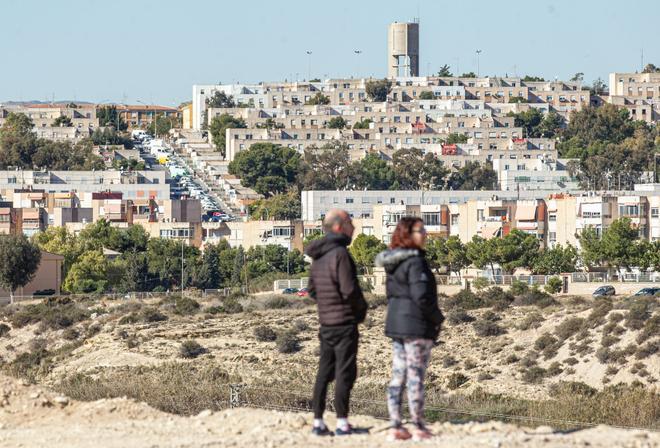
[312,324,359,419]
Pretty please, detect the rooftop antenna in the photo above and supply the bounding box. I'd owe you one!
[641,48,644,71]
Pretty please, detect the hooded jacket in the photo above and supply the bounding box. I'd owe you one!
[375,248,444,340]
[306,233,367,326]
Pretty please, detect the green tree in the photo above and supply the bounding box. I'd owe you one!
[419,91,434,100]
[205,91,236,108]
[208,114,247,157]
[461,72,477,78]
[91,127,133,148]
[0,112,37,168]
[508,96,529,103]
[426,236,468,278]
[392,147,448,190]
[350,153,395,190]
[590,77,607,95]
[119,251,150,292]
[228,143,301,196]
[577,227,603,270]
[52,115,73,127]
[445,133,468,144]
[522,75,545,82]
[466,236,499,274]
[96,106,127,130]
[352,118,372,129]
[248,191,301,220]
[642,63,659,73]
[0,235,41,302]
[231,246,245,287]
[148,115,177,136]
[327,116,347,129]
[532,244,578,274]
[495,229,540,274]
[194,244,222,290]
[570,72,584,82]
[599,218,640,273]
[146,238,199,290]
[63,250,109,293]
[437,64,452,77]
[446,161,497,190]
[365,79,392,102]
[350,234,387,274]
[298,143,352,190]
[305,93,330,105]
[33,226,83,273]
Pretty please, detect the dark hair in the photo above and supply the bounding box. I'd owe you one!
[390,217,424,249]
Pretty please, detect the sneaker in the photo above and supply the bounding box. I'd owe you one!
[387,427,412,441]
[311,425,333,436]
[334,424,353,436]
[412,427,433,441]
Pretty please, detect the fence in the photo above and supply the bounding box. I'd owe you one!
[273,278,309,291]
[225,383,655,432]
[570,272,660,283]
[0,290,187,306]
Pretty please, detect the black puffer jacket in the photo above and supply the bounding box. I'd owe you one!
[375,248,444,340]
[306,233,367,326]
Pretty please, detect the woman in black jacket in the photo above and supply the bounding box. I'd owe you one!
[375,217,444,441]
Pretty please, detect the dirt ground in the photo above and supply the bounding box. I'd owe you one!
[0,373,657,448]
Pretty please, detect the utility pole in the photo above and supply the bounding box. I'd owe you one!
[306,50,312,80]
[476,50,482,77]
[181,238,184,297]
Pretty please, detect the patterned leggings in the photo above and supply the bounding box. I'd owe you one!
[387,338,434,429]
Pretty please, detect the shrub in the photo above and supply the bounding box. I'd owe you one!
[510,280,529,296]
[442,355,458,368]
[504,354,519,364]
[220,297,243,314]
[0,323,10,337]
[10,301,89,330]
[473,319,505,337]
[141,308,168,323]
[254,326,277,342]
[447,308,475,325]
[126,335,139,349]
[555,317,585,341]
[601,335,620,348]
[516,312,545,330]
[179,340,207,359]
[595,347,627,364]
[447,372,469,390]
[482,310,501,322]
[634,340,659,360]
[264,296,291,310]
[480,287,514,310]
[477,372,494,381]
[293,319,309,333]
[534,333,558,351]
[175,297,201,316]
[544,276,563,294]
[464,359,478,370]
[513,287,557,308]
[605,366,619,376]
[563,357,579,366]
[548,381,596,397]
[118,313,140,325]
[366,294,388,309]
[624,297,654,330]
[546,362,563,376]
[62,327,79,340]
[471,277,490,290]
[445,288,486,310]
[586,299,613,328]
[276,331,301,354]
[522,366,547,384]
[636,315,659,344]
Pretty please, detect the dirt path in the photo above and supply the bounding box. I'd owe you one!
[0,374,657,448]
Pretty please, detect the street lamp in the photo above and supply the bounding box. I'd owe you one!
[306,50,312,81]
[354,50,362,77]
[475,50,482,77]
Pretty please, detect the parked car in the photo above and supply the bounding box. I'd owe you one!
[282,287,299,294]
[633,287,660,297]
[296,288,309,297]
[592,285,616,297]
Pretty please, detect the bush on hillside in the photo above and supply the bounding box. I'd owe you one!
[254,325,277,342]
[179,340,207,359]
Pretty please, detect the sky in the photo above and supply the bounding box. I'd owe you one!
[1,0,658,106]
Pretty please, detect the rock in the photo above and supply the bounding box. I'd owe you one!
[53,396,69,407]
[29,392,40,399]
[288,415,306,430]
[533,425,555,434]
[197,409,213,418]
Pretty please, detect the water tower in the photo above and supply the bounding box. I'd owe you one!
[387,21,419,78]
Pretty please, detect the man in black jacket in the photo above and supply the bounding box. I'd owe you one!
[305,209,367,436]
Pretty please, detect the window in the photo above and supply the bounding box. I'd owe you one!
[422,212,440,226]
[549,232,556,242]
[548,214,557,222]
[272,227,293,237]
[619,205,639,217]
[651,208,659,218]
[477,209,484,221]
[450,215,459,226]
[345,198,354,204]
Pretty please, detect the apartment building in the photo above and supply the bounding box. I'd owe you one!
[114,104,179,130]
[0,170,170,200]
[0,103,97,142]
[493,157,579,191]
